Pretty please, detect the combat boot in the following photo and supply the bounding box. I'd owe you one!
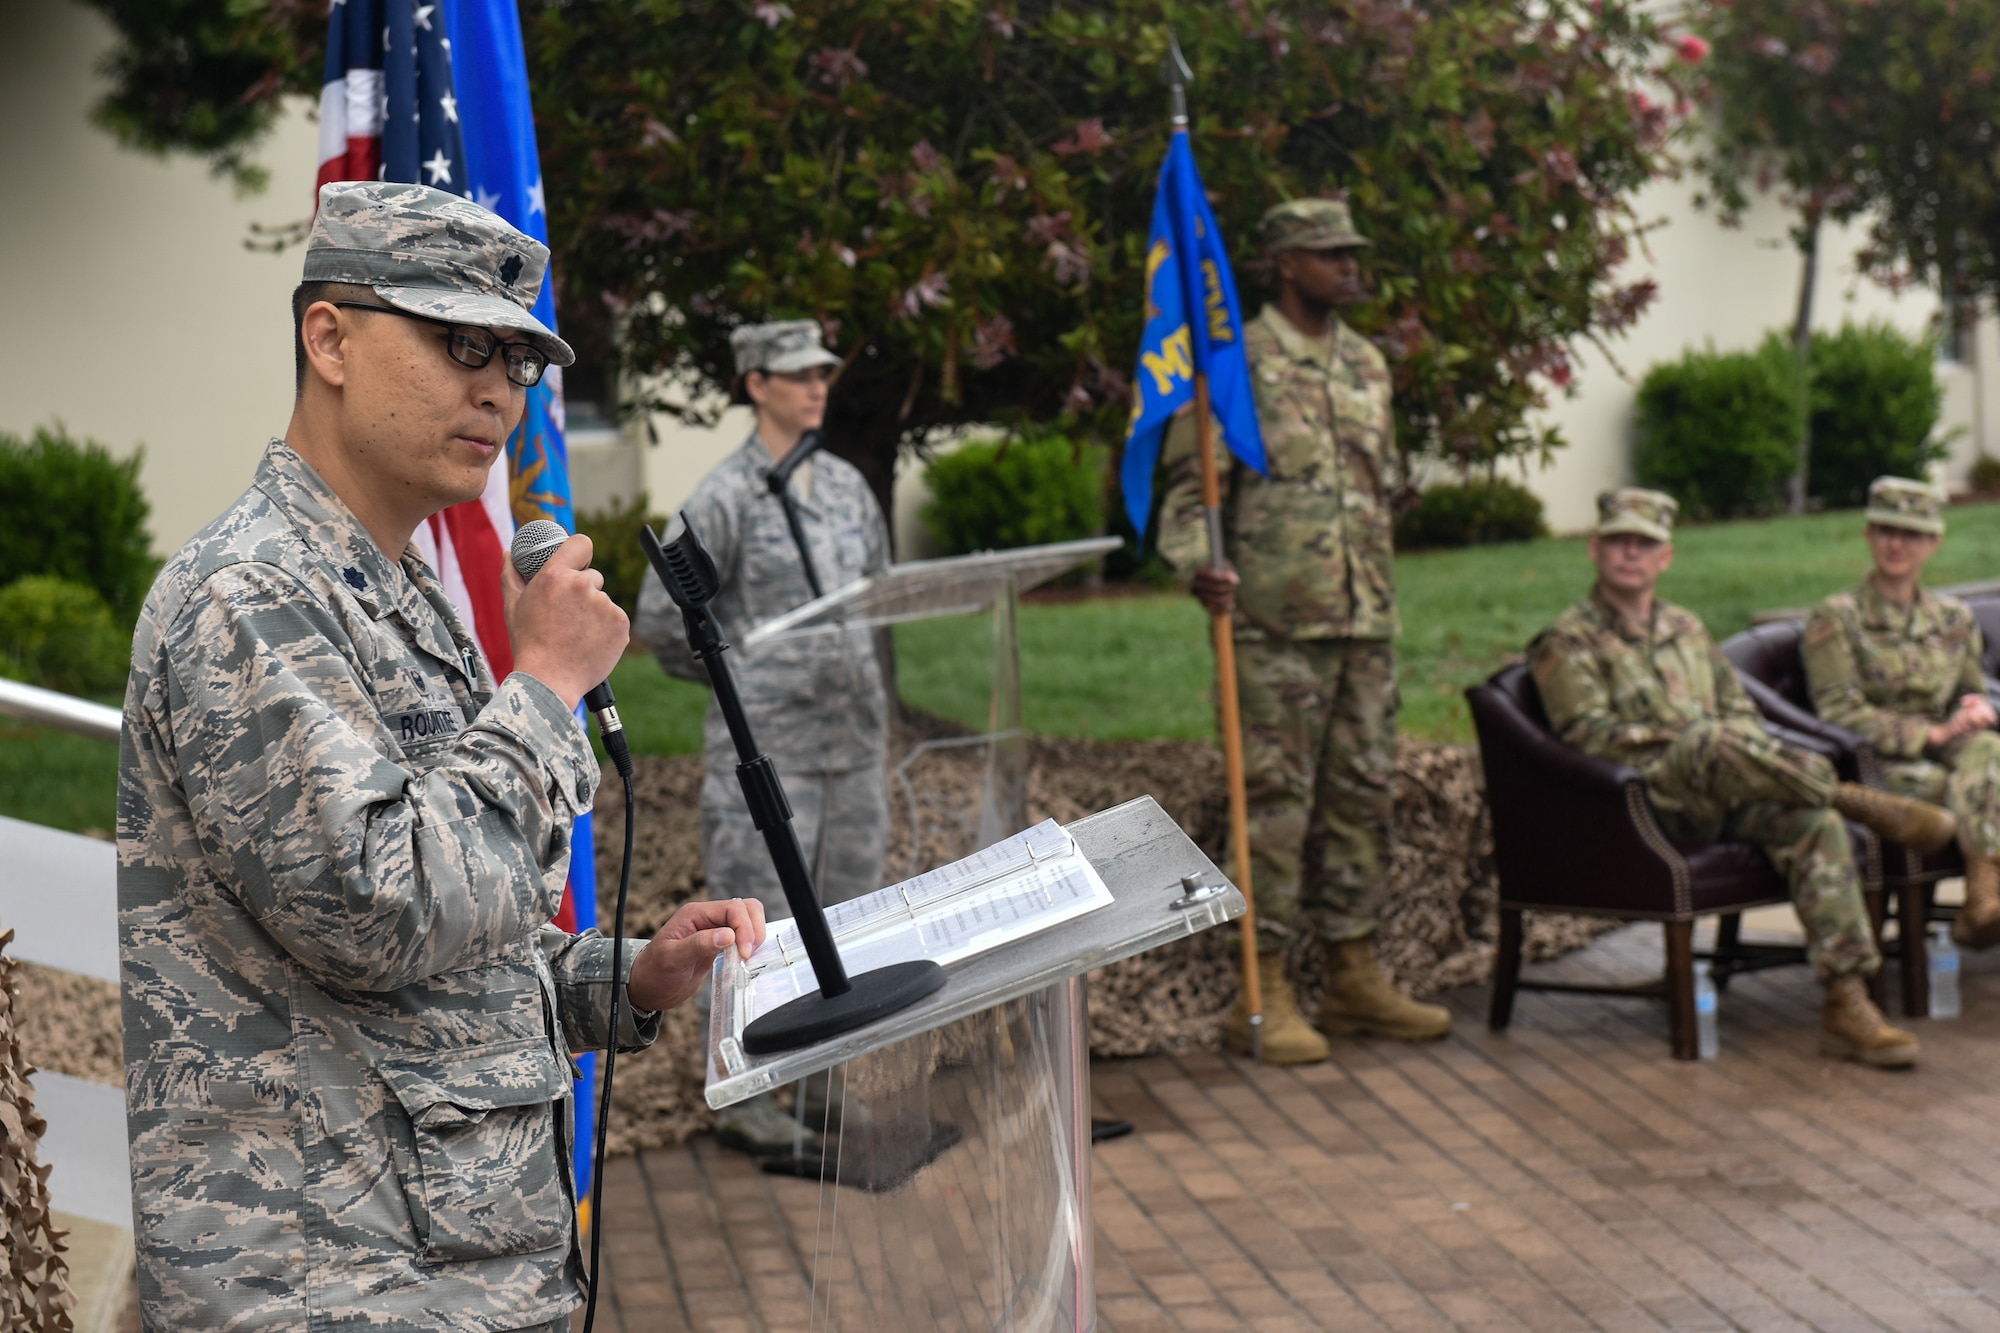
[1832,782,1957,854]
[1224,951,1330,1064]
[1820,974,1919,1068]
[716,1089,823,1159]
[1952,855,2000,950]
[1319,937,1452,1041]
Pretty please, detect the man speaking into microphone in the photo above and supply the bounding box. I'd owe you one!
[116,181,764,1332]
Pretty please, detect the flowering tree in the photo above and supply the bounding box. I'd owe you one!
[79,0,1695,524]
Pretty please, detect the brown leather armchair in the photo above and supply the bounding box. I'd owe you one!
[1467,662,1881,1059]
[1722,619,1956,1016]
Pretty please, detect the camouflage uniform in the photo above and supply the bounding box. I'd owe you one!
[118,183,653,1333]
[635,432,891,914]
[1804,482,2000,859]
[1529,581,1879,981]
[1158,291,1398,946]
[120,443,659,1332]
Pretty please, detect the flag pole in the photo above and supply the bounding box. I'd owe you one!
[1166,35,1263,1062]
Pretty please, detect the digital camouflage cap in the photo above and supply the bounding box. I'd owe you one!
[731,319,842,377]
[1260,199,1371,254]
[303,180,574,367]
[1595,487,1678,543]
[1865,475,1946,536]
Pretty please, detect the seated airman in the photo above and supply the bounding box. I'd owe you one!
[1527,488,1955,1067]
[1804,476,2000,948]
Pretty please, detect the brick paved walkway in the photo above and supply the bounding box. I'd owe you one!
[591,920,2000,1332]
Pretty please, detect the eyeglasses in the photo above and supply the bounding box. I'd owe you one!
[332,301,549,387]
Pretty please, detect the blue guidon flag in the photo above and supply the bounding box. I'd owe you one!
[317,0,600,1202]
[1120,132,1267,539]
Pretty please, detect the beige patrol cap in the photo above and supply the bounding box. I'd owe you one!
[303,181,573,367]
[1865,475,1946,536]
[730,320,842,377]
[1595,488,1678,543]
[1259,198,1371,254]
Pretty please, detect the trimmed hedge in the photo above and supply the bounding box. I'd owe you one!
[1806,322,1946,508]
[1394,479,1547,550]
[1634,335,1802,520]
[0,425,155,623]
[0,576,130,696]
[922,433,1106,555]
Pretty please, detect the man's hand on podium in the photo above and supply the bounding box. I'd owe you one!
[628,897,769,1013]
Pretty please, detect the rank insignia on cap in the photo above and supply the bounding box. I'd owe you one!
[500,253,524,285]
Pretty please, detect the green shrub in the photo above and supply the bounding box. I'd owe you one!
[1394,479,1547,550]
[0,425,155,623]
[1971,455,2000,496]
[1806,322,1947,508]
[574,493,666,616]
[1634,335,1802,519]
[922,434,1107,555]
[0,576,131,696]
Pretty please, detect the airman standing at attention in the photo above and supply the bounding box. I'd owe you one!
[1529,488,1957,1068]
[1157,198,1449,1064]
[1804,476,2000,948]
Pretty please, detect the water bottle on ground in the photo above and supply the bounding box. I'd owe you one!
[1693,960,1719,1060]
[1930,923,1961,1020]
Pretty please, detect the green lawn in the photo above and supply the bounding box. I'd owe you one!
[14,501,2000,833]
[0,717,121,834]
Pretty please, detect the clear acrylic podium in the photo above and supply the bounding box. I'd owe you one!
[743,537,1121,876]
[705,796,1244,1331]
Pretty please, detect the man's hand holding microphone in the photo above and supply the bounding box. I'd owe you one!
[502,523,766,1011]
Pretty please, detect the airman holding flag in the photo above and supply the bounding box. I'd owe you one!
[1155,198,1451,1064]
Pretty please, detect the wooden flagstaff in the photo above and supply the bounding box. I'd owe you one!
[1194,375,1263,1060]
[1166,35,1263,1060]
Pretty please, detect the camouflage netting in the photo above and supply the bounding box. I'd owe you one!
[0,926,76,1333]
[13,735,1609,1162]
[588,732,1612,1156]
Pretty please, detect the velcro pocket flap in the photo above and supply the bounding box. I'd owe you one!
[381,1040,569,1128]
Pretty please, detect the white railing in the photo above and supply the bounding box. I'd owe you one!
[0,677,122,742]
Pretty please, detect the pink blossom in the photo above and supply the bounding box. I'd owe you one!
[1052,118,1114,155]
[753,2,792,29]
[811,47,869,89]
[895,271,950,320]
[970,315,1017,369]
[1675,34,1710,63]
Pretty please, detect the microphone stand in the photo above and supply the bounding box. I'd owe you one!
[640,514,943,1053]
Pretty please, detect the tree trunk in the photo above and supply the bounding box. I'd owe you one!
[1786,209,1821,516]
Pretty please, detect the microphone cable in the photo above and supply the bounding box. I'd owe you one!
[580,731,634,1333]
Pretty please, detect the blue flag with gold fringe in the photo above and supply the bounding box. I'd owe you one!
[1121,133,1266,539]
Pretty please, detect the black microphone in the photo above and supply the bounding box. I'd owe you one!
[509,519,631,775]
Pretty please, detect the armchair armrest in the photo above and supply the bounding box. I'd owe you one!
[1467,677,1690,917]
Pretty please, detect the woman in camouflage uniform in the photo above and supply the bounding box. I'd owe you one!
[1804,476,2000,949]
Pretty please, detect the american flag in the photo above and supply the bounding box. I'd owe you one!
[317,0,603,1194]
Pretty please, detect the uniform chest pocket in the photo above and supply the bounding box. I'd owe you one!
[380,1041,571,1263]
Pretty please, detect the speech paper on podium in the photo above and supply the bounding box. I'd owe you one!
[735,818,1112,1024]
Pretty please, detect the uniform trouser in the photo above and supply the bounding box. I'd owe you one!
[1878,729,2000,860]
[1643,716,1879,981]
[700,761,890,916]
[1232,636,1396,947]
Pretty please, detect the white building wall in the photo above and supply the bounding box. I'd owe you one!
[1524,175,1993,532]
[0,3,321,557]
